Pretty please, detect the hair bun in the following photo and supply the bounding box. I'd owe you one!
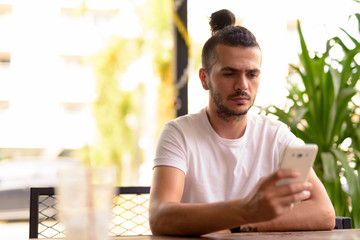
[209,9,236,35]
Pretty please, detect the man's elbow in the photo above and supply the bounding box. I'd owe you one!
[318,206,336,230]
[149,215,162,236]
[149,207,167,236]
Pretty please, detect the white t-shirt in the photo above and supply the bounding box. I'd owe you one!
[154,108,303,203]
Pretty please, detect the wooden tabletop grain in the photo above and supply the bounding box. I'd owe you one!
[30,229,360,240]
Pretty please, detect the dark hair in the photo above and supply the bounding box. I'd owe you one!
[201,9,261,73]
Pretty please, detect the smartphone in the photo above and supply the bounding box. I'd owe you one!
[276,144,318,186]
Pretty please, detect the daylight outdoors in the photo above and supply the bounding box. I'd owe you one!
[0,0,359,239]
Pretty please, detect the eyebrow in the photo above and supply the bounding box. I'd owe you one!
[249,68,261,74]
[221,67,261,73]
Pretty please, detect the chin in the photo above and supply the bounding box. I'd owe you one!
[233,107,252,116]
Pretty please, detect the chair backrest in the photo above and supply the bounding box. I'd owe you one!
[334,216,352,229]
[29,186,151,239]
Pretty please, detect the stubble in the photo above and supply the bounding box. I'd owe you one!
[208,81,255,122]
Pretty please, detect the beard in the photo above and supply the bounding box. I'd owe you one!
[208,82,255,121]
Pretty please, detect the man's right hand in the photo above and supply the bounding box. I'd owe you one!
[239,169,312,223]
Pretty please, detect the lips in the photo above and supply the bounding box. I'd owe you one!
[231,97,249,104]
[232,96,249,101]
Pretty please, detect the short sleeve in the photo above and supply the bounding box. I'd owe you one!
[153,122,188,174]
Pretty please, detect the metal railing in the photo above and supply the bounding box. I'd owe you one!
[30,187,151,239]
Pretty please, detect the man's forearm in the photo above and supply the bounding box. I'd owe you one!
[150,169,318,236]
[149,200,247,236]
[238,199,336,232]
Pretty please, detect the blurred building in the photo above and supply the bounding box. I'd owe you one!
[0,0,138,159]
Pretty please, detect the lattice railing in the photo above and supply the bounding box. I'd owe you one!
[38,196,65,238]
[110,193,151,236]
[36,192,150,238]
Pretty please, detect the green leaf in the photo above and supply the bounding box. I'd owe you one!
[297,20,316,98]
[332,149,360,228]
[321,152,339,182]
[329,88,357,146]
[356,13,360,33]
[339,27,360,49]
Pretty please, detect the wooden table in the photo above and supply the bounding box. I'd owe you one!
[31,229,360,240]
[204,230,360,239]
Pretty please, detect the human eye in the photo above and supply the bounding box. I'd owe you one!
[248,70,260,79]
[221,68,236,77]
[223,71,233,76]
[248,73,258,78]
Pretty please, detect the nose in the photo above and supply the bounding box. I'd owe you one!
[234,74,248,91]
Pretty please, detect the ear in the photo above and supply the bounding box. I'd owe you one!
[199,68,209,90]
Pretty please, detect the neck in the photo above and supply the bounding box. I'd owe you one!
[206,106,247,139]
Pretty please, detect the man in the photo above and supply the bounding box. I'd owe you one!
[149,9,335,236]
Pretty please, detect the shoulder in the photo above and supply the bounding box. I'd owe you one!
[247,112,287,129]
[166,108,206,132]
[247,113,303,145]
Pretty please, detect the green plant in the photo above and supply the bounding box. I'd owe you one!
[264,14,360,227]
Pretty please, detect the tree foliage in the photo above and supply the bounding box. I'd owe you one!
[87,0,174,184]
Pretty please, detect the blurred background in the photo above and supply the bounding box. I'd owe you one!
[0,0,358,239]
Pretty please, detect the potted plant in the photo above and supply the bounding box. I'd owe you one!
[264,13,360,227]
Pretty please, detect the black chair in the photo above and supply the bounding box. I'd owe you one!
[29,186,151,239]
[334,216,352,229]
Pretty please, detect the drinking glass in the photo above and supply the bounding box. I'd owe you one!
[57,165,117,240]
